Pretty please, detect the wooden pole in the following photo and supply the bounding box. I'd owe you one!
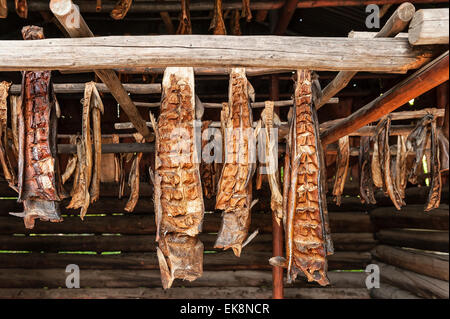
[57,143,154,154]
[321,51,449,145]
[408,8,449,45]
[269,75,284,300]
[0,36,439,73]
[316,2,416,109]
[9,83,161,95]
[49,0,153,141]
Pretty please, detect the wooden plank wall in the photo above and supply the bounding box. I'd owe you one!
[0,182,447,299]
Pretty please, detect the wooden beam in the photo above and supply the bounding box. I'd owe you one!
[408,8,449,45]
[372,245,449,281]
[0,287,371,299]
[9,82,161,95]
[0,36,440,73]
[274,0,299,35]
[57,143,155,154]
[49,0,153,141]
[296,0,448,7]
[376,229,449,252]
[316,2,416,109]
[377,261,449,299]
[321,51,449,145]
[370,204,449,230]
[370,283,422,299]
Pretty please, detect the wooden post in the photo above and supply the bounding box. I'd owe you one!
[49,0,153,141]
[316,2,416,108]
[270,74,284,300]
[321,51,449,145]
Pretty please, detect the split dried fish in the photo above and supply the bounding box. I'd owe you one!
[210,0,226,35]
[151,67,204,289]
[124,133,144,212]
[215,68,256,257]
[358,136,376,205]
[110,0,133,20]
[176,0,192,35]
[332,136,349,206]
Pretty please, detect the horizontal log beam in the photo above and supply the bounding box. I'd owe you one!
[370,283,422,299]
[408,8,449,45]
[57,143,155,154]
[0,250,370,272]
[0,36,440,72]
[372,245,449,281]
[0,266,370,288]
[20,0,449,13]
[321,51,450,145]
[9,83,161,95]
[376,229,449,252]
[377,261,449,299]
[0,287,371,299]
[370,204,449,230]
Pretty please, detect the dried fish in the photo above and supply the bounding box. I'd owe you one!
[15,0,27,19]
[282,70,333,286]
[62,136,78,184]
[332,136,349,206]
[210,0,226,35]
[200,121,216,199]
[259,101,283,224]
[359,136,376,204]
[110,0,133,20]
[215,68,256,257]
[124,133,144,212]
[152,67,204,289]
[0,0,7,18]
[89,86,104,203]
[15,26,64,229]
[0,81,16,190]
[425,118,441,211]
[176,0,192,35]
[394,135,408,199]
[241,0,252,21]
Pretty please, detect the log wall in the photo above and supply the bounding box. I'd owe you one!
[0,181,447,299]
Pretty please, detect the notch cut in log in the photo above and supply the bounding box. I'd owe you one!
[0,36,440,73]
[49,0,152,141]
[408,8,449,45]
[321,51,450,145]
[316,2,416,109]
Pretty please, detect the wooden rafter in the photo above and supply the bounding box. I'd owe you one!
[320,51,449,145]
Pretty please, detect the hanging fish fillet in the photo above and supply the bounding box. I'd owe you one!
[437,128,449,173]
[241,0,252,21]
[210,0,227,35]
[14,26,65,229]
[110,0,133,20]
[89,86,104,203]
[176,0,192,35]
[394,135,408,200]
[124,133,144,212]
[407,114,443,211]
[215,68,256,257]
[66,82,103,219]
[151,67,204,289]
[0,81,17,190]
[259,101,283,224]
[277,70,333,286]
[373,116,405,210]
[200,121,216,200]
[61,136,78,184]
[15,0,27,19]
[359,136,376,205]
[10,95,20,158]
[0,0,7,18]
[231,9,242,35]
[332,136,349,206]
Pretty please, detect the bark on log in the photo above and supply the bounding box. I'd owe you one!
[377,261,449,299]
[372,245,449,281]
[408,9,449,45]
[376,229,449,252]
[370,283,422,299]
[0,35,440,73]
[0,287,370,299]
[321,51,450,145]
[370,204,449,230]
